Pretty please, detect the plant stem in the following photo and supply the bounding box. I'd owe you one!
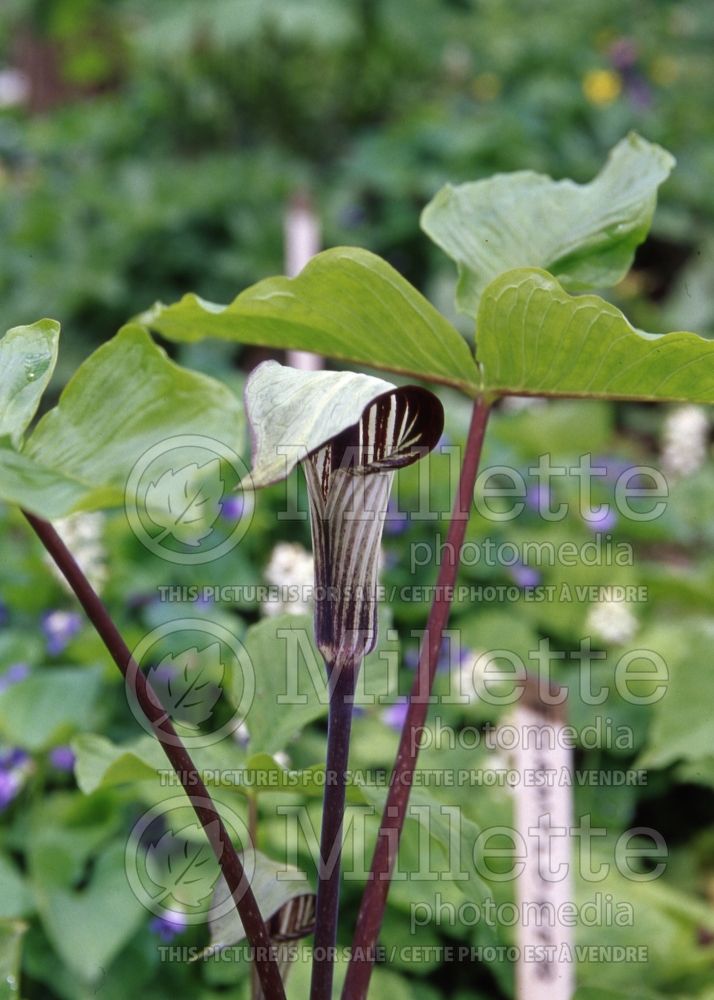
[310,658,357,1000]
[23,511,286,1000]
[342,395,491,1000]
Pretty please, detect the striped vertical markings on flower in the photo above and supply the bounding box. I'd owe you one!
[302,387,443,667]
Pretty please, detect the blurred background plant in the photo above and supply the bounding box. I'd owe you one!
[1,2,714,999]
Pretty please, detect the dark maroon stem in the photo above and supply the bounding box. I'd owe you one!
[310,658,357,1000]
[23,511,286,1000]
[342,395,491,999]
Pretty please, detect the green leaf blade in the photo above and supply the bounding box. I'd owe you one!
[0,448,110,520]
[25,324,243,494]
[0,321,59,448]
[72,733,167,794]
[0,668,103,751]
[478,269,714,403]
[143,247,480,395]
[0,324,244,519]
[0,919,27,1000]
[422,132,675,316]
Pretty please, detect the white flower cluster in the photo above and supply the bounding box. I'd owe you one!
[586,593,638,646]
[660,405,710,480]
[48,512,107,594]
[261,542,314,617]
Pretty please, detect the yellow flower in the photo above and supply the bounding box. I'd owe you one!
[582,69,622,106]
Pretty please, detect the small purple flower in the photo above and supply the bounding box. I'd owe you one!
[382,700,409,731]
[593,455,632,483]
[626,76,653,111]
[439,640,473,674]
[42,610,82,655]
[0,770,21,810]
[0,663,30,693]
[510,563,542,588]
[384,499,409,536]
[150,909,188,942]
[405,647,420,670]
[49,745,76,772]
[0,748,29,811]
[151,661,177,688]
[0,748,29,770]
[220,495,245,520]
[609,38,638,71]
[526,483,551,514]
[584,508,618,533]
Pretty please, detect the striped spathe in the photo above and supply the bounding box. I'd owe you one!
[302,386,442,669]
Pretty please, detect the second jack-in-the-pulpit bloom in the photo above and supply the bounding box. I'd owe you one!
[243,361,443,669]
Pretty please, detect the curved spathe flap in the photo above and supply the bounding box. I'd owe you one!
[243,361,444,489]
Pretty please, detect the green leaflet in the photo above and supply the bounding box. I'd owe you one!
[232,613,399,755]
[25,324,243,494]
[31,841,145,984]
[477,269,714,403]
[0,323,244,519]
[0,919,26,1000]
[637,622,714,769]
[0,449,106,520]
[421,132,675,316]
[142,246,481,395]
[0,321,59,449]
[72,733,363,803]
[72,733,168,794]
[359,782,489,905]
[0,668,103,751]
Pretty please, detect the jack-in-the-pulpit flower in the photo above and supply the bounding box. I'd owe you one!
[243,360,443,1000]
[242,361,443,670]
[303,387,442,667]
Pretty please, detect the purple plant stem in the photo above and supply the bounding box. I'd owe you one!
[23,511,286,1000]
[310,658,357,1000]
[342,396,491,1000]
